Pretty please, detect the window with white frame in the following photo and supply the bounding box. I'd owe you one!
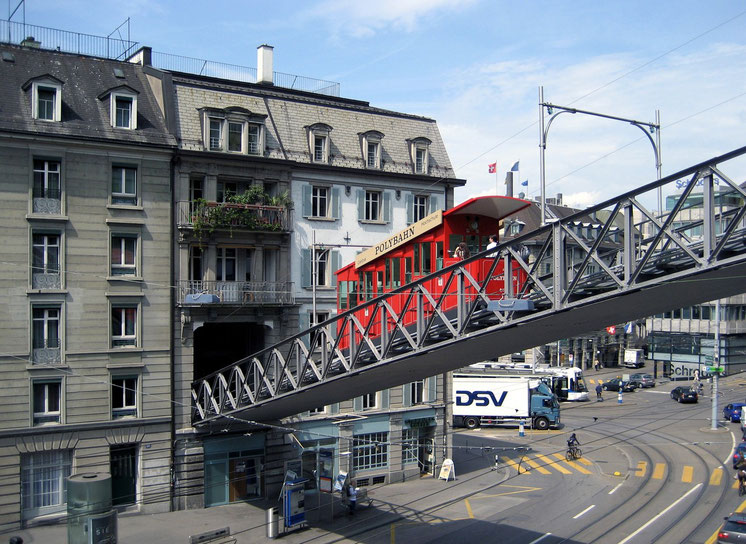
[111,166,137,205]
[361,392,377,410]
[33,159,61,201]
[21,450,72,519]
[307,124,332,163]
[216,247,237,281]
[413,195,428,222]
[367,140,380,168]
[32,233,60,289]
[365,191,381,221]
[308,406,326,415]
[31,80,62,122]
[217,181,238,203]
[32,379,62,425]
[204,111,265,155]
[209,118,223,150]
[111,234,138,276]
[314,248,330,287]
[410,380,425,405]
[112,93,137,129]
[312,186,329,218]
[401,429,419,464]
[410,138,431,174]
[353,432,388,471]
[112,375,138,418]
[112,305,137,347]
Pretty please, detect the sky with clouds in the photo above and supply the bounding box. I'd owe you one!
[11,0,746,209]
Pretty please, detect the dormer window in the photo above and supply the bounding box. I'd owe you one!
[202,107,266,155]
[307,123,332,164]
[114,95,134,128]
[99,86,139,130]
[408,137,432,174]
[360,131,384,169]
[25,77,64,122]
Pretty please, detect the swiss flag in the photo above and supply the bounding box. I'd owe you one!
[488,163,497,174]
[606,326,616,335]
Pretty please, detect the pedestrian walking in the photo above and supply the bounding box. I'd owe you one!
[595,383,604,402]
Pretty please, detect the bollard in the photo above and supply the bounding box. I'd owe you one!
[266,507,279,539]
[618,389,623,404]
[519,419,525,437]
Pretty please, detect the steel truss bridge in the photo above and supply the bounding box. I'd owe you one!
[193,146,746,424]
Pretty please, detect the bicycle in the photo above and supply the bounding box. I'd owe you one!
[566,446,582,461]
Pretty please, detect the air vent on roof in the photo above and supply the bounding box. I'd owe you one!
[2,51,15,63]
[113,68,125,79]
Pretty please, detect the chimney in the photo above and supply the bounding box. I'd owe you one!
[257,44,274,85]
[504,171,514,198]
[21,36,41,48]
[556,193,563,205]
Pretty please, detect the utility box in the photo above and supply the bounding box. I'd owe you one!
[67,473,117,544]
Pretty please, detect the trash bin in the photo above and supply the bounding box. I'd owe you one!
[266,507,279,539]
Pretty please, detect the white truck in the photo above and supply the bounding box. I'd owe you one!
[452,374,561,430]
[624,349,645,369]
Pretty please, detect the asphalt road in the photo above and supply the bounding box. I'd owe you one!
[375,368,746,544]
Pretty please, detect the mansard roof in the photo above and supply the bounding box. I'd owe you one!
[0,44,175,147]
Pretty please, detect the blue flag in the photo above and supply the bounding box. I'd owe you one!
[511,161,520,172]
[521,179,528,186]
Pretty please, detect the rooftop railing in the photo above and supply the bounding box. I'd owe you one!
[0,19,138,60]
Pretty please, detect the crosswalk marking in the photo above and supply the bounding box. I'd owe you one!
[552,453,592,474]
[523,457,552,474]
[710,468,723,486]
[652,463,666,480]
[501,456,529,473]
[682,466,694,483]
[635,461,647,477]
[577,457,592,466]
[536,454,572,475]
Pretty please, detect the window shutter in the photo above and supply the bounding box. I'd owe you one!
[380,388,390,409]
[301,249,311,288]
[330,402,340,414]
[357,189,365,220]
[427,376,437,402]
[383,191,392,223]
[298,311,310,348]
[430,194,443,213]
[302,185,312,217]
[331,250,341,287]
[331,187,341,219]
[403,383,411,407]
[406,193,414,225]
[353,396,362,412]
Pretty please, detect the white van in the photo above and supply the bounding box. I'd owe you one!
[741,406,746,432]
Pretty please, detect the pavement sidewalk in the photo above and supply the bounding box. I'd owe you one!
[0,467,501,544]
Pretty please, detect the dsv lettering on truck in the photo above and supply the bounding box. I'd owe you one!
[455,390,507,407]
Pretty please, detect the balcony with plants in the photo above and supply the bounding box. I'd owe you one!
[177,187,292,238]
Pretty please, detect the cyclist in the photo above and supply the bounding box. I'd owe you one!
[737,467,746,495]
[567,433,581,459]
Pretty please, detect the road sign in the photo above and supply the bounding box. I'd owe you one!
[707,366,724,373]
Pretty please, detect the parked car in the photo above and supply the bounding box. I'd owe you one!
[724,403,746,423]
[718,512,746,542]
[629,373,655,388]
[733,443,746,468]
[670,386,698,403]
[602,378,637,392]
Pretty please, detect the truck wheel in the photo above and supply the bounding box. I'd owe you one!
[464,417,480,430]
[534,417,550,431]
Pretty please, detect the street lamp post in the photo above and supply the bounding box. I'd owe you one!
[538,86,662,225]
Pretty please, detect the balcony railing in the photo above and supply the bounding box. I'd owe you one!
[179,280,295,306]
[176,200,291,235]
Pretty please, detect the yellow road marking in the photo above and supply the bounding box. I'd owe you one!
[733,479,739,489]
[536,453,571,475]
[635,461,647,477]
[652,463,666,479]
[682,465,694,483]
[501,456,529,474]
[475,485,543,498]
[577,457,592,466]
[552,452,592,474]
[710,467,723,486]
[464,498,475,519]
[524,456,552,474]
